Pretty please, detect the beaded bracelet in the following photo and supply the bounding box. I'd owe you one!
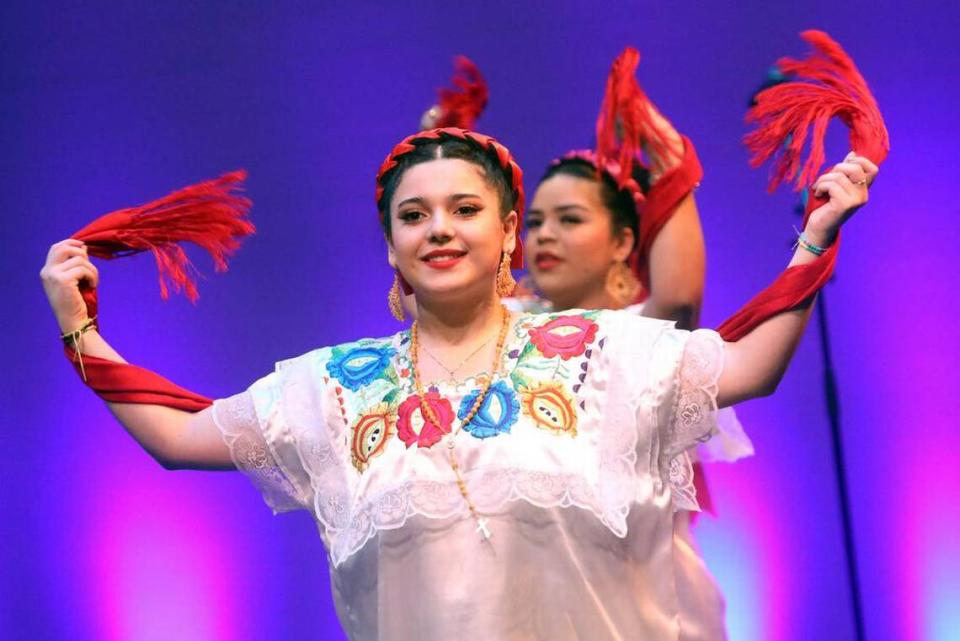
[795,231,828,257]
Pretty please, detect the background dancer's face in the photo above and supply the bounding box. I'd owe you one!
[386,157,517,306]
[525,173,635,310]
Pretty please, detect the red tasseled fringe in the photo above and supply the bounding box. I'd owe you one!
[744,31,889,195]
[72,170,254,306]
[718,31,889,342]
[595,47,680,191]
[593,47,702,299]
[434,56,489,130]
[65,171,253,411]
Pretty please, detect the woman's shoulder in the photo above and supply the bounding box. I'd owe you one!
[269,332,406,387]
[502,294,552,314]
[519,306,673,333]
[510,308,676,373]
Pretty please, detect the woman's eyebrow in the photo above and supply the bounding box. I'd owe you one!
[396,196,427,209]
[449,193,481,202]
[396,193,481,209]
[555,204,588,213]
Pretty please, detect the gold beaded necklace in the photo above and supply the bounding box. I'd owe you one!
[409,304,512,541]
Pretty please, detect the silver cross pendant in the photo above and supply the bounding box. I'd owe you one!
[476,517,492,540]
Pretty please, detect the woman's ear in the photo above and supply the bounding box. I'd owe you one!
[386,234,397,269]
[613,226,636,263]
[502,210,519,254]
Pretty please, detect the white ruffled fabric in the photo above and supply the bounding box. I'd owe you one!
[213,309,730,641]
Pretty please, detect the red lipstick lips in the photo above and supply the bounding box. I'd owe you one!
[421,248,467,269]
[534,252,562,271]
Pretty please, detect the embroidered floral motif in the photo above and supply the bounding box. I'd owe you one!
[520,380,578,436]
[528,314,598,360]
[350,403,396,472]
[397,387,454,448]
[458,380,520,439]
[326,343,397,391]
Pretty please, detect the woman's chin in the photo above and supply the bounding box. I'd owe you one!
[528,271,568,299]
[410,277,488,300]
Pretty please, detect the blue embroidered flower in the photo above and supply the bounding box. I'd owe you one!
[326,343,397,391]
[458,380,520,439]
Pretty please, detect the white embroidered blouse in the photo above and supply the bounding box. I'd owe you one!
[213,309,727,641]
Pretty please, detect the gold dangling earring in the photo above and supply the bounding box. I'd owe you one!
[605,261,641,308]
[496,252,517,297]
[388,273,405,321]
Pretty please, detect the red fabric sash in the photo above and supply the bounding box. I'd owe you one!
[630,136,703,296]
[64,348,212,411]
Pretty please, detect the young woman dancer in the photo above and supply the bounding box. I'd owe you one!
[516,48,751,639]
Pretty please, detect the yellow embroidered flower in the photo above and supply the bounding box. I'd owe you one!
[351,403,396,472]
[520,381,578,437]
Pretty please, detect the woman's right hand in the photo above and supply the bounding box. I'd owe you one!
[40,239,98,333]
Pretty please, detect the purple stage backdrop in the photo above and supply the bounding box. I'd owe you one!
[3,2,958,640]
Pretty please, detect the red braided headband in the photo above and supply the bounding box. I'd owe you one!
[375,127,525,269]
[552,149,646,209]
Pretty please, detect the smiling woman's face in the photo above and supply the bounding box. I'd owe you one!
[387,157,517,303]
[524,173,632,309]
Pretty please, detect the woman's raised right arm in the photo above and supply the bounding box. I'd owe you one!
[41,239,235,471]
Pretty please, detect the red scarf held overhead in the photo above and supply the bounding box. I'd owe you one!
[717,30,889,341]
[592,46,704,299]
[64,170,253,412]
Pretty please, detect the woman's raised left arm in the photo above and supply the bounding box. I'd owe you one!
[717,153,879,407]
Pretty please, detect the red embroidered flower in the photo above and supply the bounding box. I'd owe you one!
[528,315,599,360]
[397,388,454,449]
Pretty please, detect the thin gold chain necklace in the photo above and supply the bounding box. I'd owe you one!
[419,334,496,380]
[409,305,511,541]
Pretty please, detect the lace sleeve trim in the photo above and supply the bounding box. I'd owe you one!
[663,329,724,512]
[212,392,310,513]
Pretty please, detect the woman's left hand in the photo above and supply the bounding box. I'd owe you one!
[804,153,880,247]
[640,100,685,181]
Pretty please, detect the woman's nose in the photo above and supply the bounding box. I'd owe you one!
[534,220,557,243]
[427,208,455,242]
